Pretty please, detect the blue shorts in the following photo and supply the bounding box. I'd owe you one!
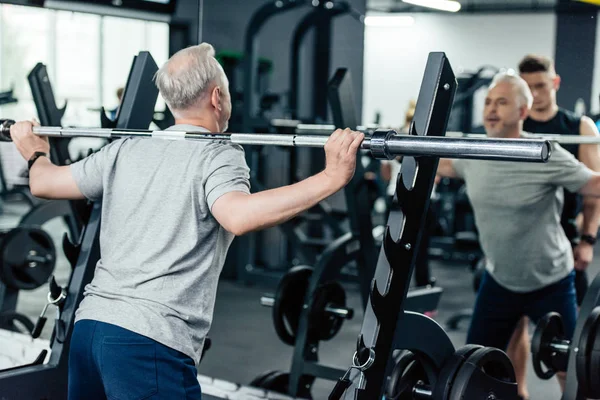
[68,320,202,400]
[467,270,577,350]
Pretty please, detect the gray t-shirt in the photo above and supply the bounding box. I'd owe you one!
[452,142,594,292]
[70,124,250,364]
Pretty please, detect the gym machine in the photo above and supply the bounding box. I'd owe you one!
[0,52,550,400]
[531,272,600,400]
[235,0,365,284]
[0,51,159,399]
[287,1,363,121]
[0,63,85,335]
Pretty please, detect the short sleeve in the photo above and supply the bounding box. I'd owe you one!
[547,143,594,192]
[451,159,468,179]
[69,140,122,201]
[205,144,251,210]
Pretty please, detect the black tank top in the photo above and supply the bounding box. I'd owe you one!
[523,108,581,242]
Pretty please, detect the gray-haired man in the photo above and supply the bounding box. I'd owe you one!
[437,71,600,399]
[9,43,364,399]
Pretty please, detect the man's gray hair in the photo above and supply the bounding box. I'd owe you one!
[154,43,228,112]
[489,69,533,109]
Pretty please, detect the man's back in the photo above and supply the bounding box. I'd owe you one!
[452,143,592,292]
[71,125,250,364]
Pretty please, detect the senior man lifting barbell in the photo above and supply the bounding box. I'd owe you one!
[6,43,369,400]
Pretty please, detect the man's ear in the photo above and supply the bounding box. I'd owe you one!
[211,86,222,111]
[520,103,530,121]
[553,74,561,91]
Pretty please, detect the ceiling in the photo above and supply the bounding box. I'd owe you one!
[366,0,564,13]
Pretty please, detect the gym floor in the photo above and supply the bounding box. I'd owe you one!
[6,200,597,400]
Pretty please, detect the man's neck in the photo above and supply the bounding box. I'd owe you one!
[528,103,559,122]
[174,117,221,133]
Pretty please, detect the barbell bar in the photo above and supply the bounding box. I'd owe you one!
[273,119,600,145]
[0,119,550,162]
[260,295,354,319]
[445,131,600,145]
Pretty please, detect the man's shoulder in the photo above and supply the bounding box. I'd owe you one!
[557,107,579,120]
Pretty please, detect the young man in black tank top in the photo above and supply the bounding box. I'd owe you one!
[502,54,600,399]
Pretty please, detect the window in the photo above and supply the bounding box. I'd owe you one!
[0,4,168,184]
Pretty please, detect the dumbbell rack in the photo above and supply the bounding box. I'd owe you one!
[333,52,458,399]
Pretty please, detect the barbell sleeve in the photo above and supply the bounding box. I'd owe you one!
[260,296,275,307]
[0,119,551,162]
[548,339,571,354]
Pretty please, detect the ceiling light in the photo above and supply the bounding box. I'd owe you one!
[364,15,415,27]
[402,0,461,12]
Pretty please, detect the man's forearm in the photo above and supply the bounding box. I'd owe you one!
[28,157,84,200]
[436,158,457,178]
[233,171,340,235]
[581,196,600,236]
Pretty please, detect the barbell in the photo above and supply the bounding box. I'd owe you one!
[273,119,600,145]
[0,119,550,162]
[445,131,600,145]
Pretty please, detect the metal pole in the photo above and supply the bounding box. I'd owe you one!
[0,121,551,162]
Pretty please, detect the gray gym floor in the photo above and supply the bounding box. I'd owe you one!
[3,199,597,399]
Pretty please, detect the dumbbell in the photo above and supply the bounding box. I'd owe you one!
[531,309,600,398]
[259,265,353,345]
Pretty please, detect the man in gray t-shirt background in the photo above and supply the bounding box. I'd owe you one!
[8,43,364,400]
[437,71,600,399]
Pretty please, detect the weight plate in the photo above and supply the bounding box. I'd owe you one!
[433,344,482,400]
[531,312,565,380]
[255,370,313,399]
[272,265,313,346]
[450,347,517,400]
[386,350,432,400]
[309,280,348,341]
[589,307,600,398]
[0,226,56,290]
[577,307,600,398]
[249,370,279,388]
[0,311,34,335]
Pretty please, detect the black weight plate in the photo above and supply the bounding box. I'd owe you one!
[272,265,313,346]
[450,347,517,400]
[531,312,565,380]
[0,311,34,335]
[577,307,600,398]
[386,350,431,400]
[259,371,313,399]
[589,307,600,398]
[309,281,347,341]
[433,344,482,400]
[0,226,55,290]
[249,370,279,388]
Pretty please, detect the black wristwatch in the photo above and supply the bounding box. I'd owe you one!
[27,151,48,170]
[581,234,597,246]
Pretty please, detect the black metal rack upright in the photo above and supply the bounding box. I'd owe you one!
[333,52,458,399]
